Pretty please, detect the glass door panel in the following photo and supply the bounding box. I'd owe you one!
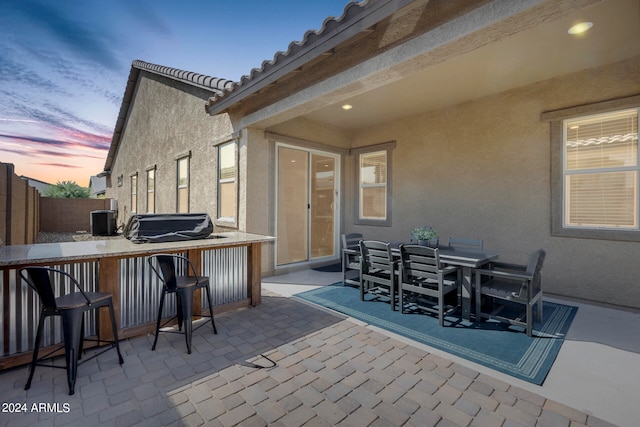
[277,147,309,265]
[310,154,335,259]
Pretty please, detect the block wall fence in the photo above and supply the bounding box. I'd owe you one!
[1,163,113,244]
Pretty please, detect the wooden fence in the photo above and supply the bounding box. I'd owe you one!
[0,163,39,245]
[1,162,113,243]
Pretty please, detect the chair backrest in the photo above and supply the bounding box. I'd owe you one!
[19,267,87,310]
[359,240,394,273]
[526,248,546,294]
[447,237,483,250]
[399,244,442,283]
[341,233,363,251]
[148,254,178,289]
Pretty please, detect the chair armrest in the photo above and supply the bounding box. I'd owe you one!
[343,248,359,255]
[475,268,532,281]
[491,261,526,271]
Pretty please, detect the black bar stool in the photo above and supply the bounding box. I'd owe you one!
[147,254,217,354]
[19,266,124,395]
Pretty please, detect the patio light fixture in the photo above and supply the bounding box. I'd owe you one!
[342,104,353,110]
[568,21,593,35]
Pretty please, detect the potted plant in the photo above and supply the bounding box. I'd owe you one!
[412,226,439,247]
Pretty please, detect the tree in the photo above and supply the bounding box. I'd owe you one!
[44,181,91,198]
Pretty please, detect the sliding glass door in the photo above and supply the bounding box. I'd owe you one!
[276,145,339,266]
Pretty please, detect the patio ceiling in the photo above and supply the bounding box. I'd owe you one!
[269,0,639,132]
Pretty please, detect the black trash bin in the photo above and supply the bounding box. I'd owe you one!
[91,210,116,236]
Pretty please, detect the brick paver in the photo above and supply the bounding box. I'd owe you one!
[0,289,609,426]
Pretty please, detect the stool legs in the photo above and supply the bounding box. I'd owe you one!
[203,286,217,334]
[61,309,84,395]
[152,291,166,351]
[25,311,46,391]
[107,302,124,365]
[181,288,195,354]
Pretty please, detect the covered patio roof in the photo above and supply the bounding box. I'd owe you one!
[205,0,639,132]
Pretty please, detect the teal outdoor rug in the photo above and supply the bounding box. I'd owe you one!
[294,283,577,385]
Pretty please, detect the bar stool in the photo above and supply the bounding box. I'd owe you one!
[19,266,124,395]
[147,254,217,354]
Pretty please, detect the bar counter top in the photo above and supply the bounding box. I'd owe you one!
[0,232,275,267]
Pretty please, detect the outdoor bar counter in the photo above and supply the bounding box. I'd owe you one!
[0,232,275,369]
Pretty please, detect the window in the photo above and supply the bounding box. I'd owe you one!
[146,168,155,213]
[177,156,189,213]
[218,141,237,222]
[130,174,138,214]
[353,142,395,226]
[544,96,640,241]
[563,109,638,230]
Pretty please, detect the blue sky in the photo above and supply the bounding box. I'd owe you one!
[0,0,357,185]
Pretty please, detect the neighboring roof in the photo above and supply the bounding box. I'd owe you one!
[205,0,414,116]
[103,60,235,174]
[131,60,235,93]
[89,175,106,195]
[20,176,52,194]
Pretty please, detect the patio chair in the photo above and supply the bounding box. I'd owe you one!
[474,248,546,336]
[398,245,460,326]
[447,237,483,250]
[19,266,124,395]
[148,254,217,354]
[341,233,363,287]
[359,240,398,310]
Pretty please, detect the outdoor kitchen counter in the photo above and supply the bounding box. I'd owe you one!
[0,232,275,369]
[0,232,274,266]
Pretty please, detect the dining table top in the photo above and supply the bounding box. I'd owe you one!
[389,243,499,268]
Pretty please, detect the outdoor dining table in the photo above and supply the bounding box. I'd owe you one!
[390,243,499,320]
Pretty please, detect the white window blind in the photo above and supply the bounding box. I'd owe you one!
[564,108,639,228]
[359,150,387,220]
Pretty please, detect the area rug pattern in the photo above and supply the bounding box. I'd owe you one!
[294,283,577,385]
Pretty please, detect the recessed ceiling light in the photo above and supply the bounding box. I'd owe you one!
[342,104,353,110]
[568,21,593,35]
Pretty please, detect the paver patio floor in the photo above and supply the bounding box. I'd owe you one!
[0,285,618,427]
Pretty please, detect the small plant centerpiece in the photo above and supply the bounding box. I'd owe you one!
[412,226,439,247]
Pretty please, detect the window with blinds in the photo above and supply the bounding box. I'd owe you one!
[359,150,387,220]
[564,108,639,229]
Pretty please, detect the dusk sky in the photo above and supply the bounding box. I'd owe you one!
[0,0,357,186]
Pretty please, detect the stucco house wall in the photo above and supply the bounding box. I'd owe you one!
[230,55,640,307]
[335,56,640,308]
[106,71,233,228]
[104,0,639,310]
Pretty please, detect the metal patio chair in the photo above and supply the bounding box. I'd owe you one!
[19,266,124,395]
[148,253,217,354]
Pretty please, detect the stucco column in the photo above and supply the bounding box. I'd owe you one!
[238,128,274,274]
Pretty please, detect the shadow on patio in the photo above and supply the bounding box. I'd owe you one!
[0,280,624,427]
